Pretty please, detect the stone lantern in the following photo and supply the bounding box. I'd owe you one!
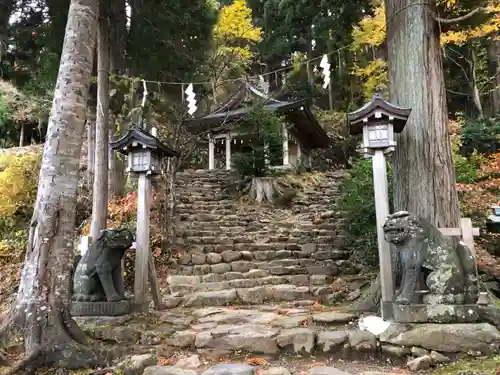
[110,125,177,311]
[349,96,412,157]
[110,125,178,175]
[348,96,411,321]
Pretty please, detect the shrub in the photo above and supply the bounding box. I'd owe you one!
[231,107,285,177]
[0,152,41,263]
[337,158,393,266]
[460,116,499,157]
[0,153,40,221]
[453,151,484,184]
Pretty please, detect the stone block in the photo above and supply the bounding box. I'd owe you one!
[193,265,212,275]
[316,331,348,352]
[347,330,377,352]
[70,299,132,317]
[392,304,480,323]
[211,263,231,274]
[184,290,238,307]
[221,250,241,262]
[277,328,315,353]
[231,261,252,273]
[379,322,500,354]
[238,286,272,304]
[206,253,222,264]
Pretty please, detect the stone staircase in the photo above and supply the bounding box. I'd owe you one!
[163,169,355,308]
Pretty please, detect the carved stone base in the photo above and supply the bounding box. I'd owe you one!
[70,299,132,317]
[392,303,479,323]
[422,293,465,304]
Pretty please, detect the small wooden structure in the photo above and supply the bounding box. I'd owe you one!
[110,125,178,311]
[348,96,412,320]
[183,82,331,170]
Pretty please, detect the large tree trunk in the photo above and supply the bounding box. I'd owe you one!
[0,0,14,64]
[488,36,500,114]
[108,0,127,198]
[90,1,110,240]
[86,105,96,187]
[0,0,112,373]
[386,0,460,227]
[469,44,484,118]
[349,0,461,314]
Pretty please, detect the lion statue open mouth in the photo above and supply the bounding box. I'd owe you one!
[383,211,478,305]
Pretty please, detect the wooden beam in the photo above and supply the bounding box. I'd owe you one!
[134,173,151,311]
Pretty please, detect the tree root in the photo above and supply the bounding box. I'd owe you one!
[244,176,297,205]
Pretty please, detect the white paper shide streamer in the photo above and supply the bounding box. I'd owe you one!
[185,83,197,116]
[319,54,330,89]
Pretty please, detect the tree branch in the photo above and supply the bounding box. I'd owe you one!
[436,7,486,24]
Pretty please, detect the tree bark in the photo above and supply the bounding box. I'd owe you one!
[0,0,14,69]
[108,0,127,198]
[469,44,484,118]
[86,105,96,187]
[0,0,112,372]
[90,1,110,240]
[488,36,500,114]
[385,0,460,228]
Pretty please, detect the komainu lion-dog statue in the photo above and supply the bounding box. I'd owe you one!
[383,211,478,305]
[72,228,134,302]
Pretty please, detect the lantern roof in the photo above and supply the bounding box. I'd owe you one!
[348,96,412,135]
[110,126,178,157]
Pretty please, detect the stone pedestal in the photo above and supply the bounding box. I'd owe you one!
[71,299,132,317]
[392,303,479,323]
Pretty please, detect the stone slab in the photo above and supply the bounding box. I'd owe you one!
[392,304,479,323]
[70,299,132,317]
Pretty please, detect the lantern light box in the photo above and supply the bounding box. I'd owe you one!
[349,96,411,157]
[110,126,178,175]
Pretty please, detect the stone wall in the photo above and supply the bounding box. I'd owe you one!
[164,169,358,307]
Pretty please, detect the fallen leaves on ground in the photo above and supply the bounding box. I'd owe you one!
[157,357,173,366]
[246,357,268,366]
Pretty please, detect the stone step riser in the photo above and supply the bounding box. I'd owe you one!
[176,242,348,253]
[173,250,350,265]
[182,237,345,246]
[170,260,358,278]
[165,285,319,307]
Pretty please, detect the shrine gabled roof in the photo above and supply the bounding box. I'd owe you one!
[110,126,178,157]
[183,83,331,149]
[348,96,412,135]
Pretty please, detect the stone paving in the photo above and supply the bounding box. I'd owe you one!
[74,305,500,375]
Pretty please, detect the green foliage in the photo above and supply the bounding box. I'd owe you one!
[231,107,285,177]
[337,158,393,266]
[453,150,484,183]
[460,116,500,157]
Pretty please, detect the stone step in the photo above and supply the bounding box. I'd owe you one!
[179,228,343,238]
[169,259,357,279]
[181,236,345,246]
[164,284,320,307]
[173,249,349,263]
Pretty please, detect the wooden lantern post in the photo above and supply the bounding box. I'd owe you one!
[110,125,178,311]
[348,96,412,320]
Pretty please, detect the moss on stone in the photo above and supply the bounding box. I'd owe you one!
[433,357,500,375]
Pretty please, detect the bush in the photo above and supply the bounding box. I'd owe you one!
[0,153,40,221]
[0,152,41,262]
[231,107,285,177]
[453,151,484,184]
[460,116,499,157]
[337,158,393,266]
